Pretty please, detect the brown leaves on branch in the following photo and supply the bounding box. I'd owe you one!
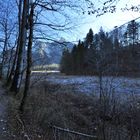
[121,4,140,12]
[84,5,116,17]
[82,0,118,16]
[83,0,140,17]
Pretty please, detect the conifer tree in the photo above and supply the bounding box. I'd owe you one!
[71,44,78,73]
[76,40,85,74]
[60,49,72,74]
[85,28,94,48]
[126,20,139,47]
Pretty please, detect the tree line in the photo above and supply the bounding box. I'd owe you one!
[60,20,140,76]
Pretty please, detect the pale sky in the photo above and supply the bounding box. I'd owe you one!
[62,0,140,42]
[34,0,140,43]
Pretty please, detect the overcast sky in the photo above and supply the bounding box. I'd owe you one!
[61,0,140,42]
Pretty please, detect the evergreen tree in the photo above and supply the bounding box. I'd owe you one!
[114,36,120,50]
[71,44,78,73]
[76,40,85,74]
[97,28,114,75]
[85,28,94,48]
[85,44,97,74]
[123,20,139,74]
[60,49,72,74]
[113,37,120,71]
[84,29,97,74]
[94,33,100,50]
[85,30,99,74]
[126,20,139,47]
[98,28,113,55]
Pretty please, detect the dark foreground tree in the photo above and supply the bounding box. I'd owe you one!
[6,0,22,86]
[19,3,34,112]
[10,0,29,93]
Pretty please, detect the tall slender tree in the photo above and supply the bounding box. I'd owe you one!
[85,28,94,48]
[19,2,35,112]
[6,0,23,86]
[126,20,139,47]
[10,0,29,93]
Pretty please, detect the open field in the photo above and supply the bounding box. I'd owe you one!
[23,73,140,139]
[31,72,140,98]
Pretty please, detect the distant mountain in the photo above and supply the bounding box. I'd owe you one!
[32,40,74,66]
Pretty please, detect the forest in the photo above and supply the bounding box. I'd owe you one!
[60,20,140,76]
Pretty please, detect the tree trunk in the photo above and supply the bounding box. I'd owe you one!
[10,0,29,93]
[6,47,14,79]
[6,44,18,86]
[0,31,8,79]
[6,0,23,86]
[19,4,34,112]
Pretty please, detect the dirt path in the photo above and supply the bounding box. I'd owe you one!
[0,81,15,139]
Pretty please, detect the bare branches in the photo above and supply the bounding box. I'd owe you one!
[33,37,69,46]
[35,3,57,12]
[35,22,65,28]
[34,22,73,31]
[121,4,140,12]
[83,0,140,17]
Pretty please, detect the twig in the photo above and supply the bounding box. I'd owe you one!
[49,125,97,138]
[16,114,31,140]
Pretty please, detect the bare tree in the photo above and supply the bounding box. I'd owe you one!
[6,0,23,86]
[0,0,17,78]
[10,0,29,93]
[19,2,35,112]
[9,0,96,112]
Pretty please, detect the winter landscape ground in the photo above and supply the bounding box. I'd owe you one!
[1,0,140,139]
[32,72,140,97]
[22,72,140,139]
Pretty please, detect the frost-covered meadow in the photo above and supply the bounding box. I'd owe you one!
[32,72,140,97]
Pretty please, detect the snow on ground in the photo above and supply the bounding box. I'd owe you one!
[46,75,99,95]
[32,72,140,97]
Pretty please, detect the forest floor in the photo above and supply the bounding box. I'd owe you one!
[0,81,12,139]
[0,81,22,139]
[26,73,140,139]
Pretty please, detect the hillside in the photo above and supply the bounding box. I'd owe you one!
[32,41,74,66]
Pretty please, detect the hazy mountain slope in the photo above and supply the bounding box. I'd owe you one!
[32,41,74,65]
